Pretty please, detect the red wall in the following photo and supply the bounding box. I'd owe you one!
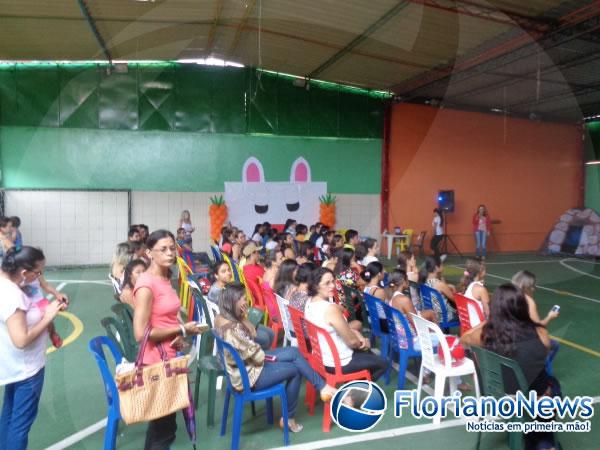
[387,104,583,253]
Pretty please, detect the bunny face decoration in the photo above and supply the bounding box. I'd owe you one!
[224,156,326,234]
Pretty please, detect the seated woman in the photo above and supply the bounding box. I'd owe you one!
[458,258,490,325]
[419,256,457,321]
[397,250,422,311]
[361,261,388,331]
[208,260,274,350]
[387,269,437,324]
[462,284,556,450]
[215,283,336,433]
[288,262,315,312]
[360,238,379,266]
[110,242,132,285]
[274,259,298,300]
[304,268,388,381]
[119,259,148,307]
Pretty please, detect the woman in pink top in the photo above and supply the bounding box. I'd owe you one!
[472,204,492,260]
[133,229,205,450]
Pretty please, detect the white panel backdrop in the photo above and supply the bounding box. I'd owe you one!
[4,190,129,266]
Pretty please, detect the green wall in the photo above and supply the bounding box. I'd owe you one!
[0,63,385,193]
[0,127,381,193]
[585,122,600,211]
[0,63,385,138]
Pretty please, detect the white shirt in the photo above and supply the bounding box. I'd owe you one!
[464,281,485,326]
[0,278,48,385]
[361,255,379,266]
[304,299,353,367]
[433,215,443,236]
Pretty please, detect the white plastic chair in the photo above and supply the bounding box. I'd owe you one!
[275,294,297,347]
[411,313,480,425]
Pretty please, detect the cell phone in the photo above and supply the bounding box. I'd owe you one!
[264,354,277,362]
[551,305,560,313]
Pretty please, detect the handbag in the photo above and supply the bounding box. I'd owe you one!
[116,327,190,425]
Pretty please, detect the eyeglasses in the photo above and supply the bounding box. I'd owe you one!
[152,246,177,254]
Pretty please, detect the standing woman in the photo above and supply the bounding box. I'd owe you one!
[472,204,491,260]
[430,208,444,261]
[0,247,67,450]
[133,230,205,450]
[178,210,195,250]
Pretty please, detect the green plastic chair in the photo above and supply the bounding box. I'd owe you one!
[100,316,135,362]
[191,290,225,428]
[110,303,138,361]
[470,346,559,450]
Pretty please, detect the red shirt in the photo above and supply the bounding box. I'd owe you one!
[133,272,181,364]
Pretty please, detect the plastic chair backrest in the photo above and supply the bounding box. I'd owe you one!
[383,303,417,353]
[108,274,122,296]
[275,294,296,345]
[454,293,484,335]
[470,346,529,398]
[363,292,386,335]
[244,275,265,310]
[304,319,343,376]
[212,330,254,393]
[88,336,123,413]
[261,282,281,323]
[210,244,223,263]
[100,316,129,359]
[288,306,311,359]
[420,284,451,323]
[411,313,452,370]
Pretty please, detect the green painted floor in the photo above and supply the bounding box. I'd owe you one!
[2,253,599,449]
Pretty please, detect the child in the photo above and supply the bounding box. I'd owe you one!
[176,227,193,252]
[179,209,195,249]
[22,275,68,348]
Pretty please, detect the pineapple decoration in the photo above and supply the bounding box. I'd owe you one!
[209,195,228,242]
[319,193,336,229]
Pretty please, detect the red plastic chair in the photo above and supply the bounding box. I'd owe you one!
[287,306,316,411]
[454,293,485,336]
[259,281,284,349]
[304,319,372,432]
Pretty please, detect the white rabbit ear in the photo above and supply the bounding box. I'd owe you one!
[290,157,311,183]
[242,157,265,183]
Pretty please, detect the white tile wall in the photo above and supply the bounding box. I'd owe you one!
[5,190,129,266]
[4,190,381,267]
[334,193,381,240]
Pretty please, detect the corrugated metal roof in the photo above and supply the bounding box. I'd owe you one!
[0,0,599,121]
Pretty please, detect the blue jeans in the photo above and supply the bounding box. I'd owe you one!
[475,230,487,257]
[255,325,275,350]
[0,367,45,450]
[252,347,325,418]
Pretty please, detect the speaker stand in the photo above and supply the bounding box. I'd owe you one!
[440,211,463,258]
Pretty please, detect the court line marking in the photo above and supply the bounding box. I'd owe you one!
[44,418,107,450]
[560,259,600,280]
[451,265,600,306]
[46,279,112,286]
[46,311,84,354]
[268,396,600,450]
[551,336,600,359]
[483,260,564,265]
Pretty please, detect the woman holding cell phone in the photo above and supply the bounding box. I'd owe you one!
[133,229,207,450]
[214,283,336,433]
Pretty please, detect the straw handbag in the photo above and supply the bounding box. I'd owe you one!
[116,327,190,425]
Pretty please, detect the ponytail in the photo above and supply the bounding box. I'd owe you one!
[458,258,484,293]
[2,246,45,275]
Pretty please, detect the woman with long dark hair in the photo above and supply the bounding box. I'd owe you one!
[0,247,67,450]
[274,259,298,299]
[215,283,336,433]
[133,229,206,450]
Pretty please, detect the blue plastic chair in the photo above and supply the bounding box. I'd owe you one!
[210,244,223,263]
[382,303,422,389]
[362,293,391,381]
[419,284,460,332]
[212,330,289,450]
[88,336,123,450]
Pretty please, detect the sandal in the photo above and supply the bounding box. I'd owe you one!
[279,418,304,433]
